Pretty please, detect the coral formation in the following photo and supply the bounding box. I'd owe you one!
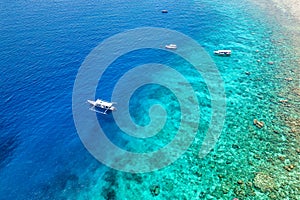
[150,185,160,196]
[254,173,276,192]
[284,164,295,172]
[253,119,264,128]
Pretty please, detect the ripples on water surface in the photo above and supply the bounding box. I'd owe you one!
[0,0,299,199]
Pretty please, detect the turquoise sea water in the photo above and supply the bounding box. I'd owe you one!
[0,0,299,199]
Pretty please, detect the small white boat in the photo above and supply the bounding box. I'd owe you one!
[214,50,231,56]
[87,99,116,114]
[161,10,168,13]
[165,44,177,50]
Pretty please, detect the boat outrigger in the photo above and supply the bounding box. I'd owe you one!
[87,99,116,114]
[214,50,231,56]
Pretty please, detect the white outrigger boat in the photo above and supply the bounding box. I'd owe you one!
[214,50,231,56]
[87,99,116,114]
[165,44,177,50]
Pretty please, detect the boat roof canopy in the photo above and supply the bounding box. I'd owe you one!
[218,50,231,52]
[95,99,113,107]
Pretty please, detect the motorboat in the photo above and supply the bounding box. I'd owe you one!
[165,44,177,50]
[214,50,231,56]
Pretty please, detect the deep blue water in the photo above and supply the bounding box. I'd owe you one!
[1,0,298,199]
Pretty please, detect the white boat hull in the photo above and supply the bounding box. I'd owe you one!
[214,50,231,56]
[165,44,177,50]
